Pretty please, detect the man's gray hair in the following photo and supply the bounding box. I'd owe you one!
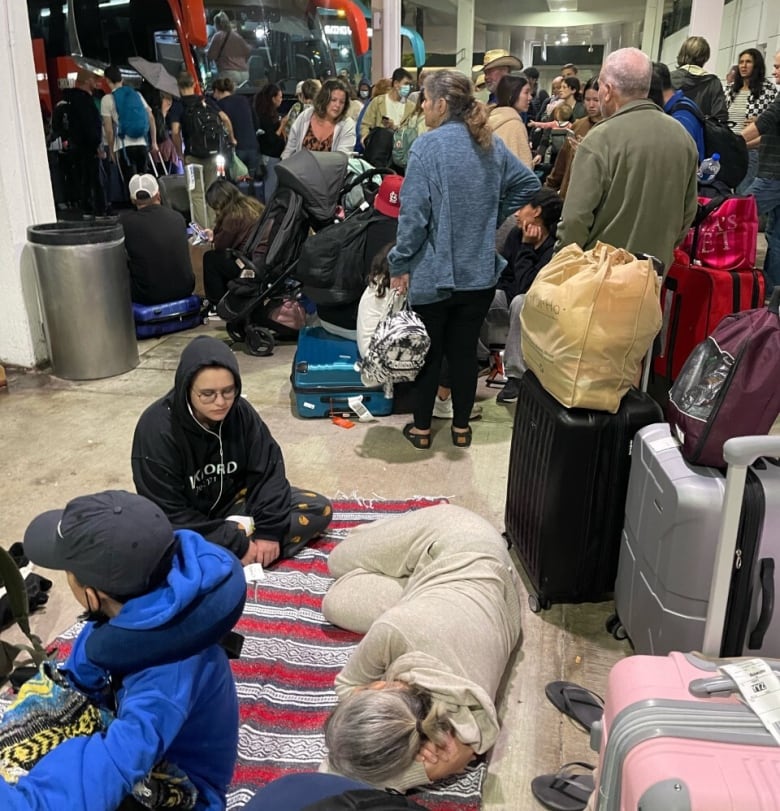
[601,47,653,100]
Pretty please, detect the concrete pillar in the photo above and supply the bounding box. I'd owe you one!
[381,0,402,78]
[456,0,475,76]
[641,0,666,61]
[689,0,726,71]
[0,2,55,368]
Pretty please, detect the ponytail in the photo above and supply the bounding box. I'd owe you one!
[424,70,494,150]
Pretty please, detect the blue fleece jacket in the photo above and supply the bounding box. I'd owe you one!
[387,119,540,305]
[0,531,244,811]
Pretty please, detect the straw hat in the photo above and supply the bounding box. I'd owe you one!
[473,49,523,73]
[474,73,486,90]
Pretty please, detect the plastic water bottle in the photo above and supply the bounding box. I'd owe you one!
[697,153,721,183]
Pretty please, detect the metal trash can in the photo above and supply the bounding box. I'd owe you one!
[28,221,139,380]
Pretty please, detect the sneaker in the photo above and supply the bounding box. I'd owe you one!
[432,395,483,420]
[496,377,522,404]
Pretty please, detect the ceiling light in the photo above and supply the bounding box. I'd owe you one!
[555,39,561,45]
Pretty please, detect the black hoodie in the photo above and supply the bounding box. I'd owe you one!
[131,336,290,557]
[670,67,728,123]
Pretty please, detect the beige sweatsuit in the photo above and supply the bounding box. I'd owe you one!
[322,504,523,792]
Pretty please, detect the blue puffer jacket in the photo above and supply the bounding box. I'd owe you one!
[0,531,245,811]
[388,119,540,305]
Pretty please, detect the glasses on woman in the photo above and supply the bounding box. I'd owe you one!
[194,385,238,404]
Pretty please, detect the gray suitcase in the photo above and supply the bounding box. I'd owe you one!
[611,426,780,657]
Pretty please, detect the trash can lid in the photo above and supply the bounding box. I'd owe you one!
[27,220,124,246]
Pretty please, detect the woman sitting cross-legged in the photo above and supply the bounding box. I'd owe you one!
[132,335,332,567]
[321,504,522,791]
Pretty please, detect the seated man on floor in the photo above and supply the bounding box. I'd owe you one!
[484,188,563,404]
[0,490,244,810]
[120,173,195,305]
[132,335,332,567]
[321,504,522,791]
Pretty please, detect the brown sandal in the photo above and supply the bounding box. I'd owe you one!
[403,423,431,450]
[451,426,472,447]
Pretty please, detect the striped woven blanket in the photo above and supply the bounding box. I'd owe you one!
[6,498,486,810]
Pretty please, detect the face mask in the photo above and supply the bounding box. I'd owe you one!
[359,89,369,99]
[399,85,411,98]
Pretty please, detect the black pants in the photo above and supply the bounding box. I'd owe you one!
[203,249,241,305]
[116,145,149,192]
[70,148,106,215]
[412,288,495,430]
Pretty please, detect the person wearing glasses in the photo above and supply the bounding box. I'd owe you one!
[131,335,332,567]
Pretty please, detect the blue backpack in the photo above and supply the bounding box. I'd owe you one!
[113,86,149,140]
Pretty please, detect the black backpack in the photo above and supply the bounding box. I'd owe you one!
[669,98,748,189]
[183,99,224,159]
[301,789,428,810]
[295,208,385,305]
[363,127,395,168]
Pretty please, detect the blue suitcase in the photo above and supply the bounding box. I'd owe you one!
[132,295,203,339]
[291,326,393,418]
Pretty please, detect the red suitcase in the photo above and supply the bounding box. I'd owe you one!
[591,651,780,810]
[653,250,765,384]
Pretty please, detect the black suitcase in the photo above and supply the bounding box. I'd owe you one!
[504,370,662,612]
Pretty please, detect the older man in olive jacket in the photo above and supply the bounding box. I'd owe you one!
[556,48,699,270]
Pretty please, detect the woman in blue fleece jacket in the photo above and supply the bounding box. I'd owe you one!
[388,70,540,449]
[1,490,245,811]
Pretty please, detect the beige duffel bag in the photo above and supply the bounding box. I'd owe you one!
[520,241,662,414]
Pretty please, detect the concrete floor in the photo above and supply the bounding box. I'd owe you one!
[1,321,632,810]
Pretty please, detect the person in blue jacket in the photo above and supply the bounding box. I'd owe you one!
[388,69,540,450]
[0,489,245,810]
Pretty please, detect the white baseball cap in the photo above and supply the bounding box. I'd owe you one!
[129,173,159,200]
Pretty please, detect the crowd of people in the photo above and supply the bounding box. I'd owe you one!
[12,28,780,809]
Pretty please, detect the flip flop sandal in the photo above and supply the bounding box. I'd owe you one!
[530,761,595,811]
[545,681,604,734]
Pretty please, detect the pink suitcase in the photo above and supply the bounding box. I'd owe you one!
[590,651,780,810]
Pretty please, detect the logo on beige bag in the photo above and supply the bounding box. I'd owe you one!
[526,291,561,318]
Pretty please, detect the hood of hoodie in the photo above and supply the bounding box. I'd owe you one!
[674,65,715,90]
[69,531,246,680]
[489,106,523,131]
[171,335,242,433]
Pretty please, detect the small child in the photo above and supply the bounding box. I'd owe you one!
[356,243,405,361]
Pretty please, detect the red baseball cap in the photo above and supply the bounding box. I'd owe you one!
[373,175,403,219]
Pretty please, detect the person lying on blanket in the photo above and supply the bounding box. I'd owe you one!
[132,335,333,568]
[0,490,244,811]
[321,503,523,791]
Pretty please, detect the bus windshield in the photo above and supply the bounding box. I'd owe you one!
[200,2,335,93]
[62,0,336,96]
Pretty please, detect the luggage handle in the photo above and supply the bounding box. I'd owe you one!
[702,436,780,657]
[689,659,780,698]
[635,253,664,394]
[748,558,775,650]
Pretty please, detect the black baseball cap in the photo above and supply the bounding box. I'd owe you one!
[23,491,177,600]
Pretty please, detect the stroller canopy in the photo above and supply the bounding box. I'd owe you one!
[275,151,349,223]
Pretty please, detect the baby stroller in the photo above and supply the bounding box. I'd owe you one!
[216,150,350,355]
[342,157,395,214]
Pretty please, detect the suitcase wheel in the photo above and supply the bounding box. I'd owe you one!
[528,594,551,613]
[605,612,628,641]
[244,324,275,357]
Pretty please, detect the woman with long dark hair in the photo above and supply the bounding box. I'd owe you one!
[282,79,356,158]
[727,48,777,193]
[488,74,533,168]
[253,83,286,202]
[201,179,264,306]
[387,70,539,449]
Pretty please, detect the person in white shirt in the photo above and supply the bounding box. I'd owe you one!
[101,64,156,193]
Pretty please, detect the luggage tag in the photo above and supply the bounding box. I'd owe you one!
[347,395,377,423]
[720,658,780,745]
